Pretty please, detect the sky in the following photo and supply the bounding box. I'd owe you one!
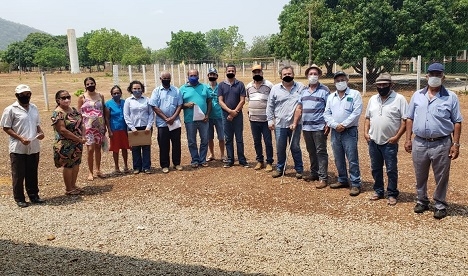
[0,0,290,50]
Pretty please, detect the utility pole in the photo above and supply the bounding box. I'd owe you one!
[308,11,312,66]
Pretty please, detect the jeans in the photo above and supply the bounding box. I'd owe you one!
[275,126,303,173]
[10,153,40,202]
[330,127,361,187]
[131,127,151,171]
[368,140,399,197]
[303,130,328,181]
[157,126,181,168]
[185,121,209,165]
[250,121,273,164]
[223,112,246,165]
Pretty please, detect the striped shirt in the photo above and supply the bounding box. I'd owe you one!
[298,83,329,131]
[246,79,273,122]
[266,81,305,128]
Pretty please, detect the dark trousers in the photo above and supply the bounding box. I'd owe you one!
[250,121,273,164]
[157,126,181,168]
[10,152,40,202]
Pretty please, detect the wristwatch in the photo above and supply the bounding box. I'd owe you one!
[453,142,460,147]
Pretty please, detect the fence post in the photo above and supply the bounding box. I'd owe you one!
[41,72,49,111]
[153,64,158,87]
[113,64,119,85]
[177,64,181,86]
[142,65,147,88]
[171,64,174,85]
[417,55,421,91]
[362,57,367,95]
[128,65,133,82]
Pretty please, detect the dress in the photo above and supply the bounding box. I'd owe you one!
[81,95,106,145]
[51,108,84,168]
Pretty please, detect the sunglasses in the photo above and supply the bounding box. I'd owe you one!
[60,96,71,100]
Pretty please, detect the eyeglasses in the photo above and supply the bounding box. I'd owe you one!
[60,96,71,100]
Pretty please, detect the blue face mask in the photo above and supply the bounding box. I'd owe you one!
[112,94,121,101]
[188,76,199,85]
[132,90,142,98]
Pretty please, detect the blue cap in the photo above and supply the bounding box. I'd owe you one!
[427,63,444,72]
[333,71,347,79]
[208,68,218,74]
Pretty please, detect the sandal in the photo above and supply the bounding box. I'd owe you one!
[87,175,94,181]
[123,167,131,174]
[95,171,106,179]
[387,197,397,206]
[206,156,215,162]
[112,170,122,176]
[369,193,384,201]
[65,189,82,196]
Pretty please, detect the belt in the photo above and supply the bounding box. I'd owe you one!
[416,135,448,142]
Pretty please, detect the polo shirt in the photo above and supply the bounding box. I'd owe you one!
[365,91,408,144]
[266,81,305,128]
[105,98,127,131]
[179,83,211,123]
[206,83,222,119]
[0,101,41,154]
[324,88,363,129]
[298,83,329,131]
[149,85,183,127]
[406,86,463,138]
[217,79,246,112]
[246,79,273,122]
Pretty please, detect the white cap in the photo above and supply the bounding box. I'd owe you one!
[15,84,31,94]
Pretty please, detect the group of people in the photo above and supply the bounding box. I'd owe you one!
[1,62,462,219]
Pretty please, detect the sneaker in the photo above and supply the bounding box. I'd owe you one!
[349,186,361,196]
[133,170,140,174]
[241,163,250,168]
[434,208,447,219]
[265,163,273,172]
[201,163,209,167]
[414,203,429,213]
[144,169,152,174]
[295,173,303,179]
[305,175,319,182]
[223,163,232,168]
[30,197,46,204]
[254,162,264,170]
[162,167,169,173]
[16,201,29,208]
[272,170,283,178]
[191,163,199,168]
[315,180,328,189]
[329,182,350,189]
[174,165,183,171]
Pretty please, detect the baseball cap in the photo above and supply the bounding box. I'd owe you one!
[374,73,392,84]
[305,64,322,76]
[427,63,445,72]
[251,64,262,72]
[333,71,347,79]
[208,68,218,74]
[15,84,31,94]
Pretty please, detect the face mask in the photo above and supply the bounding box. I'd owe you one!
[308,75,319,85]
[161,79,171,87]
[208,77,218,82]
[132,90,142,98]
[87,85,96,92]
[335,81,348,91]
[16,95,31,105]
[112,94,121,101]
[226,73,235,79]
[188,76,199,85]
[428,76,442,87]
[253,75,263,81]
[282,76,294,83]
[377,86,391,97]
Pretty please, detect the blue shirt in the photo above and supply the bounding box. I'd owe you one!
[149,85,183,127]
[266,81,305,128]
[324,88,363,129]
[123,95,154,131]
[105,98,127,131]
[406,86,463,138]
[298,83,329,131]
[206,83,222,119]
[217,79,246,112]
[179,83,212,123]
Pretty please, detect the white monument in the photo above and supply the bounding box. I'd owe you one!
[67,29,80,74]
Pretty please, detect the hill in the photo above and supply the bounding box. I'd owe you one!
[0,17,46,50]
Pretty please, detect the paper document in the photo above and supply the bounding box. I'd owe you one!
[168,119,181,131]
[193,105,205,121]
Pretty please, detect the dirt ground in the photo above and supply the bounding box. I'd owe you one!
[0,70,467,223]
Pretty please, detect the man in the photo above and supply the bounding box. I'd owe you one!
[324,71,363,196]
[246,64,274,172]
[218,64,248,168]
[149,71,183,173]
[206,68,225,162]
[0,84,45,208]
[180,69,212,168]
[364,73,408,205]
[404,63,462,219]
[266,65,304,179]
[293,64,330,188]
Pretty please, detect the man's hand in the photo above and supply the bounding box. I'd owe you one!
[184,102,195,108]
[364,133,371,143]
[20,137,30,145]
[449,145,460,160]
[289,123,296,131]
[388,136,399,144]
[36,133,45,140]
[404,140,412,153]
[336,124,346,133]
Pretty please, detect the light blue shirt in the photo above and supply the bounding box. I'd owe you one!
[123,95,154,131]
[324,88,363,129]
[407,86,463,138]
[266,81,305,128]
[298,83,329,131]
[149,85,183,127]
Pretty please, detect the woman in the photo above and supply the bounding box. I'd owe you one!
[51,90,87,195]
[105,85,130,174]
[123,80,154,174]
[78,77,109,181]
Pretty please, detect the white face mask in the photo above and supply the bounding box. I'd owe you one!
[308,75,319,85]
[335,81,348,91]
[428,76,442,87]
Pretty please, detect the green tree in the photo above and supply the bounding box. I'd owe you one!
[167,30,207,63]
[151,48,171,64]
[249,35,273,58]
[33,46,68,70]
[205,28,229,62]
[77,31,98,72]
[87,28,133,65]
[222,26,247,60]
[121,44,151,66]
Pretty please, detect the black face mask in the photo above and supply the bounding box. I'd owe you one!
[226,73,235,79]
[253,75,263,81]
[208,77,218,82]
[16,95,31,105]
[282,76,294,83]
[87,85,96,92]
[377,86,391,97]
[161,80,171,87]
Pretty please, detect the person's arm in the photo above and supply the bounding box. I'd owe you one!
[145,100,155,131]
[340,90,363,128]
[54,118,86,144]
[204,98,212,123]
[3,127,30,145]
[291,104,302,130]
[123,99,136,132]
[450,122,462,160]
[364,118,371,142]
[104,105,112,137]
[36,126,45,140]
[266,88,276,130]
[77,95,84,110]
[404,118,414,153]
